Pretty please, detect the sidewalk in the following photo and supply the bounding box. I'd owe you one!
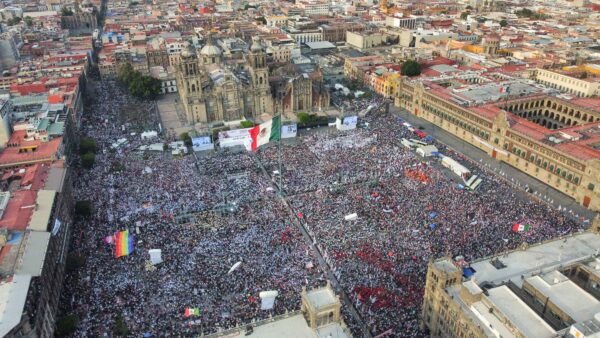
[390,106,596,225]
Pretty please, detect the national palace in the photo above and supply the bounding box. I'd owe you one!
[395,67,600,211]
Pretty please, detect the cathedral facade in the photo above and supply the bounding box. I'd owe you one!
[174,36,329,126]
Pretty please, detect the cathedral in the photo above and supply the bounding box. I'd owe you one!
[174,35,329,126]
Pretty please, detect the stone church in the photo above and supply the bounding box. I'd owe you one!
[174,36,329,125]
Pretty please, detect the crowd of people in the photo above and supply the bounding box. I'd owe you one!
[261,111,580,336]
[62,79,584,337]
[62,81,324,336]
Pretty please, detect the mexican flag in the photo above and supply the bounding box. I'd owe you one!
[512,223,531,232]
[184,307,200,317]
[249,115,281,151]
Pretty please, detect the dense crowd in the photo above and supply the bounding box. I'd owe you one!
[62,81,324,336]
[62,80,582,337]
[261,111,580,336]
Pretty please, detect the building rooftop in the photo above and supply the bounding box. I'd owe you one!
[306,286,337,309]
[470,232,600,287]
[526,273,600,322]
[240,313,348,338]
[486,285,556,338]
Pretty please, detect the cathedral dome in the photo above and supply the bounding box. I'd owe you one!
[200,36,222,57]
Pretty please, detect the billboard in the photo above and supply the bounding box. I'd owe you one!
[336,116,358,131]
[219,128,252,151]
[343,116,358,126]
[192,136,214,151]
[282,124,297,139]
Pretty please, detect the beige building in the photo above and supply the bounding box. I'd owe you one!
[422,229,600,338]
[533,68,600,97]
[175,36,273,125]
[396,76,600,211]
[346,31,388,50]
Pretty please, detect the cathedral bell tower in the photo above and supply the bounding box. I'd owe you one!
[247,37,273,117]
[175,41,207,123]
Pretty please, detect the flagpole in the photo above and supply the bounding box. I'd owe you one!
[278,105,283,197]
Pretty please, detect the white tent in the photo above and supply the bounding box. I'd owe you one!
[148,249,163,265]
[141,131,158,140]
[344,213,358,221]
[259,290,279,310]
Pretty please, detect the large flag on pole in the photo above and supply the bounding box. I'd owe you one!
[249,115,281,151]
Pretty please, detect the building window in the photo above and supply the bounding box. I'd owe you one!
[588,183,595,191]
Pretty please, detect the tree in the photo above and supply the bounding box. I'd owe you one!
[179,132,192,146]
[401,60,422,77]
[23,16,33,27]
[114,313,130,337]
[81,153,96,169]
[129,75,162,100]
[61,7,74,16]
[466,5,473,10]
[116,63,135,86]
[499,19,508,27]
[460,11,469,20]
[297,112,312,124]
[75,201,92,218]
[240,120,255,128]
[255,16,267,25]
[55,314,79,337]
[79,137,97,155]
[7,17,21,26]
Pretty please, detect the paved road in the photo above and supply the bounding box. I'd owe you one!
[390,105,596,224]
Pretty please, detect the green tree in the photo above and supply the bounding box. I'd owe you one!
[75,201,92,218]
[179,132,192,146]
[465,5,473,9]
[401,60,422,77]
[297,112,312,124]
[129,75,162,99]
[114,313,129,337]
[460,11,469,20]
[7,17,21,26]
[61,7,74,16]
[23,16,33,27]
[79,137,97,155]
[55,314,79,337]
[116,63,135,86]
[499,19,508,27]
[240,120,255,128]
[255,16,267,25]
[81,153,96,169]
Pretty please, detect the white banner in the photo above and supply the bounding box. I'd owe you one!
[51,219,61,236]
[259,290,279,310]
[149,249,163,265]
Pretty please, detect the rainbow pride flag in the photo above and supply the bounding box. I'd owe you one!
[115,230,134,258]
